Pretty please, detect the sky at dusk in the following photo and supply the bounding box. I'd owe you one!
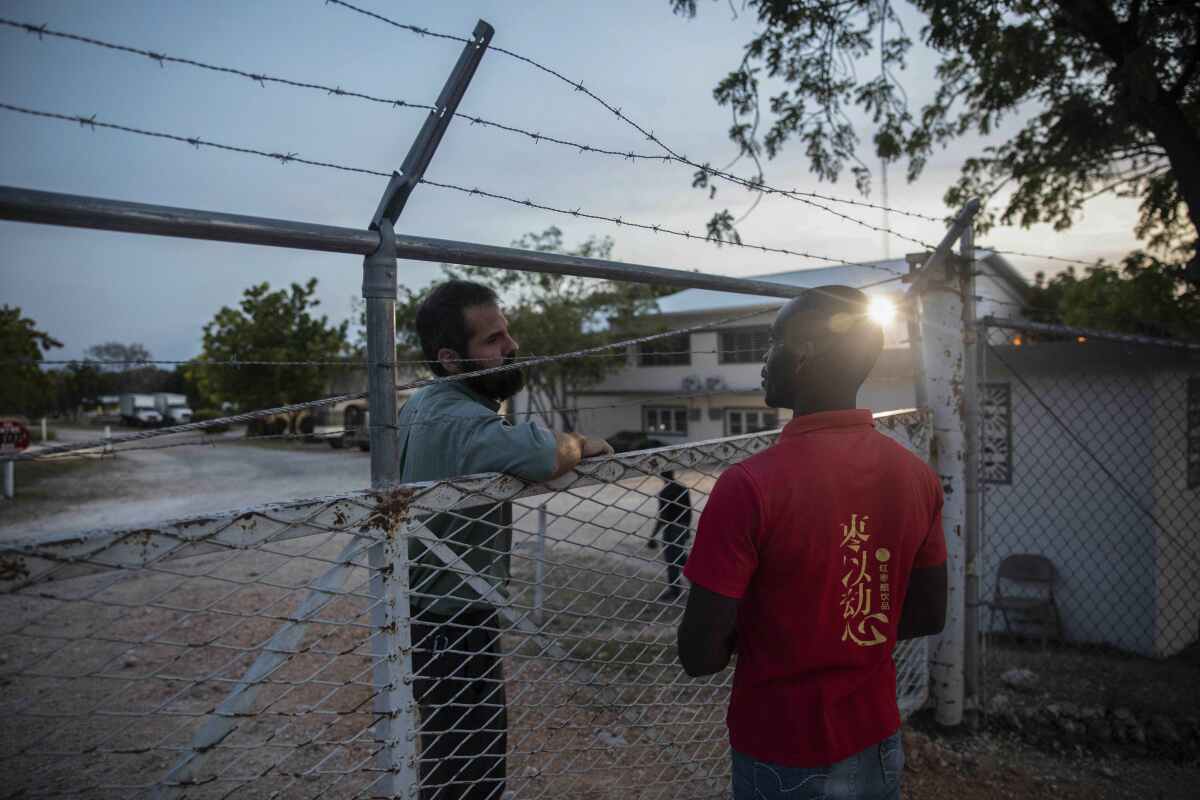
[1,0,1147,362]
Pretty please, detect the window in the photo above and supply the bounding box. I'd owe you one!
[638,333,691,367]
[725,408,779,437]
[1189,378,1200,489]
[980,382,1012,484]
[719,326,771,364]
[644,406,688,436]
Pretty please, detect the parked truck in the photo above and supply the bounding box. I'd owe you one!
[119,394,162,427]
[153,393,193,425]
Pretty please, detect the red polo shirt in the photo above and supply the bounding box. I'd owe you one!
[684,409,945,767]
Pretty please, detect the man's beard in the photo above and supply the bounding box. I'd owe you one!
[762,348,795,409]
[463,355,526,401]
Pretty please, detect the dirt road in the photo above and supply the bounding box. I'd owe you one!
[0,426,369,539]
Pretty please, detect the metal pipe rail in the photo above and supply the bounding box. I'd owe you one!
[0,185,811,300]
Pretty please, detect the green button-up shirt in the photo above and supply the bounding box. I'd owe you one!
[397,380,557,617]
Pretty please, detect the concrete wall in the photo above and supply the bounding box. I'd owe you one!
[980,344,1159,655]
[1151,369,1200,656]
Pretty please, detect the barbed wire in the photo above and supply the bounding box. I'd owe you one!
[416,177,908,274]
[0,14,939,241]
[322,1,947,225]
[323,3,1129,275]
[8,307,774,462]
[983,248,1104,268]
[0,101,905,276]
[0,102,388,177]
[0,18,436,110]
[3,16,1116,274]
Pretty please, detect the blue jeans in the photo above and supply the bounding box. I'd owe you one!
[731,731,903,800]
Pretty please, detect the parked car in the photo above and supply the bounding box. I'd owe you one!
[606,431,663,453]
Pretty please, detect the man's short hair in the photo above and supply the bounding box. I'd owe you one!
[416,279,499,377]
[784,285,884,389]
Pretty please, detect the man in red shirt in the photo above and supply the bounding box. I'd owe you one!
[677,285,947,800]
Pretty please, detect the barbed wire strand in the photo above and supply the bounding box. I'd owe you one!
[983,248,1104,268]
[0,101,905,276]
[8,306,775,462]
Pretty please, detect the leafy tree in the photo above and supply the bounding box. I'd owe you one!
[84,341,153,371]
[191,279,350,432]
[0,306,62,418]
[671,1,1200,278]
[394,227,672,431]
[1025,254,1200,340]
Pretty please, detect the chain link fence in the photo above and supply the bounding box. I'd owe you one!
[1,409,930,798]
[977,320,1200,706]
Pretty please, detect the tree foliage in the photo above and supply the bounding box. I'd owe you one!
[190,279,349,429]
[394,227,673,431]
[1025,254,1200,340]
[84,341,153,371]
[0,305,62,418]
[673,1,1200,276]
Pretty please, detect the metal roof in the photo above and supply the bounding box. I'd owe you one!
[655,253,1027,315]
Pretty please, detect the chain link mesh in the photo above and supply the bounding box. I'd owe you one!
[2,410,931,798]
[977,321,1200,702]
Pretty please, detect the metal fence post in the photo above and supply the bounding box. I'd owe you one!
[363,220,417,798]
[362,21,495,796]
[913,200,980,727]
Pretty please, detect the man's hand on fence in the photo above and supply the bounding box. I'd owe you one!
[582,436,615,458]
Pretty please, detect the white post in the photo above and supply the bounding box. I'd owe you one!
[104,425,112,457]
[534,504,547,626]
[3,461,12,500]
[41,417,47,442]
[912,200,980,728]
[959,221,982,725]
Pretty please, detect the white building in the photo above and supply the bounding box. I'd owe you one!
[569,253,1029,443]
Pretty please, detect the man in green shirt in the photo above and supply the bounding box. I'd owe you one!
[400,279,612,800]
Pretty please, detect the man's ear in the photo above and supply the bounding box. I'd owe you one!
[437,347,462,374]
[792,340,815,378]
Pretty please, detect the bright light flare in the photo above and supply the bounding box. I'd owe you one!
[867,297,896,326]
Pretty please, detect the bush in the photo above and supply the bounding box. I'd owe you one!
[192,409,231,434]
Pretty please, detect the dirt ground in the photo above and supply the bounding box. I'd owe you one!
[903,717,1199,800]
[4,434,1197,798]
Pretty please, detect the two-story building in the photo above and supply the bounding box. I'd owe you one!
[565,252,1030,443]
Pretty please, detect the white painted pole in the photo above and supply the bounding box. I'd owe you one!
[104,425,112,456]
[912,200,980,728]
[917,264,967,727]
[41,417,47,442]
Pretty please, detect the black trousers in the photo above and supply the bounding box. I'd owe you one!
[661,524,689,587]
[411,607,507,800]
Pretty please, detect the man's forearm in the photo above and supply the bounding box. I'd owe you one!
[551,432,584,478]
